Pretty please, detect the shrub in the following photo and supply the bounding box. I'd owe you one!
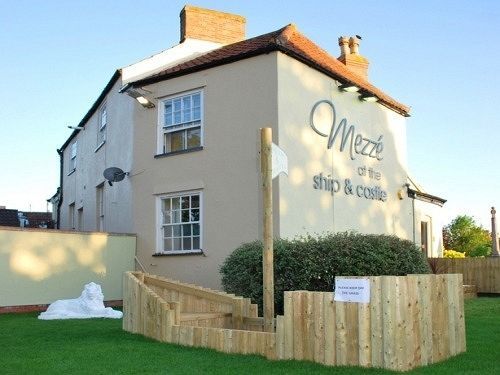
[220,232,430,315]
[468,244,491,257]
[444,249,466,258]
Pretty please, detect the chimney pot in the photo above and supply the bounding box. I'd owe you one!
[349,36,360,55]
[338,36,350,56]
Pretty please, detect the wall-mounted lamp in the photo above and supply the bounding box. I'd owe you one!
[339,83,360,92]
[124,88,155,109]
[397,188,405,200]
[359,92,378,102]
[68,126,84,130]
[397,183,410,200]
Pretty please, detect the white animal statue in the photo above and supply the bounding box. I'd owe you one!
[38,282,123,320]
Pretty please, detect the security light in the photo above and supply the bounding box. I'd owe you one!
[123,88,156,108]
[135,96,155,108]
[359,93,378,102]
[339,83,359,92]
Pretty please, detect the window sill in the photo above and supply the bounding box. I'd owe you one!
[94,141,106,153]
[67,169,76,176]
[153,250,204,257]
[154,146,203,159]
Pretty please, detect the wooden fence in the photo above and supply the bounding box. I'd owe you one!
[122,272,275,357]
[123,272,465,371]
[431,257,500,293]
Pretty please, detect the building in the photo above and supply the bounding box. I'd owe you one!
[0,207,53,228]
[0,208,20,227]
[56,6,445,289]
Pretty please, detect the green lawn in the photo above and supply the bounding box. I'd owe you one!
[0,298,498,374]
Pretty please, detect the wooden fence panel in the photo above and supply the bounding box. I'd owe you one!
[432,257,500,293]
[123,272,465,372]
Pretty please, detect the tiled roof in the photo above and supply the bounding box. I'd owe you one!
[0,209,19,227]
[132,25,410,116]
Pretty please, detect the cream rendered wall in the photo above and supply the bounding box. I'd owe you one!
[414,200,445,257]
[61,78,134,233]
[276,53,414,241]
[131,53,279,289]
[0,227,136,306]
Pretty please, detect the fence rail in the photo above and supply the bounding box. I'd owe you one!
[123,272,465,371]
[430,257,500,293]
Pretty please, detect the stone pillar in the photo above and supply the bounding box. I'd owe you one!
[491,207,499,256]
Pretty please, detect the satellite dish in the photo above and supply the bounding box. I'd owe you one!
[103,167,128,186]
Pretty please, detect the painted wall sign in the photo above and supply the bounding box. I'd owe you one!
[313,173,387,202]
[310,100,384,161]
[334,278,371,303]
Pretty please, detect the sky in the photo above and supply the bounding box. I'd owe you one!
[0,0,498,229]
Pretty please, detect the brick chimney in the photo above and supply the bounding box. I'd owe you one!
[338,36,369,79]
[180,5,246,45]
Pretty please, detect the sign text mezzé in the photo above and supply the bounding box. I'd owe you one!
[310,100,384,160]
[309,99,388,202]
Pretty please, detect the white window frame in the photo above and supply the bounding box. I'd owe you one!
[68,141,77,174]
[157,89,204,155]
[156,190,203,255]
[96,103,107,150]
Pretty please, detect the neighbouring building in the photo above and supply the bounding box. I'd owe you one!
[56,5,445,289]
[0,207,53,228]
[0,208,21,227]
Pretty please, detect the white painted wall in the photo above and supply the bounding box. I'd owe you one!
[60,78,134,233]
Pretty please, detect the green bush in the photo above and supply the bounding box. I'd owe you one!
[220,232,430,315]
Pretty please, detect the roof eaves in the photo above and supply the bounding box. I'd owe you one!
[59,70,121,151]
[407,188,447,206]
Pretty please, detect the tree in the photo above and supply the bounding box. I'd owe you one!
[443,215,491,257]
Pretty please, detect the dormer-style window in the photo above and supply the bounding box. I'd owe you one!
[158,90,202,155]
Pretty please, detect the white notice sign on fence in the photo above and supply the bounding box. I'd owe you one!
[334,278,370,303]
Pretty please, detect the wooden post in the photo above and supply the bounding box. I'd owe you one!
[261,127,274,332]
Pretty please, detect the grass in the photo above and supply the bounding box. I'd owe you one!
[0,298,498,374]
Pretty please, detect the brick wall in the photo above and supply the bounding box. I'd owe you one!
[180,5,246,45]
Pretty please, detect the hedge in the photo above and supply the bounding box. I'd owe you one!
[220,232,430,315]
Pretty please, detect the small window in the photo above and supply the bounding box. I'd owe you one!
[97,104,107,147]
[69,141,77,173]
[157,192,201,254]
[159,91,202,154]
[69,203,75,230]
[77,207,84,231]
[96,184,104,231]
[421,221,429,256]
